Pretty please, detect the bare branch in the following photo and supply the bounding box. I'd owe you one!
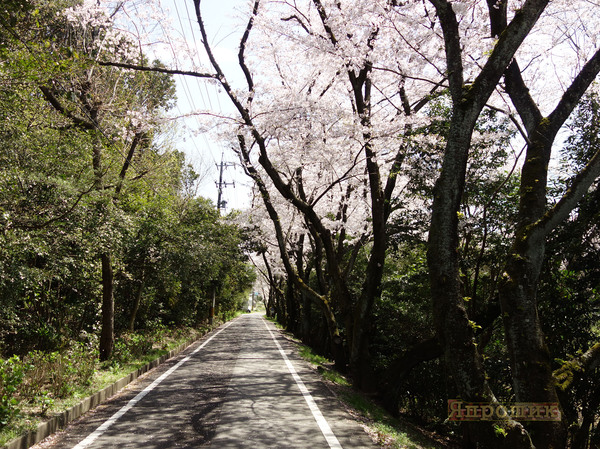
[281,15,311,35]
[238,0,260,94]
[96,60,218,80]
[547,47,600,134]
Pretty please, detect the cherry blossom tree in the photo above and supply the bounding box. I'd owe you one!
[427,0,600,446]
[494,3,600,447]
[220,0,453,378]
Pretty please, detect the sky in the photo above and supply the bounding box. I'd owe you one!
[156,0,253,213]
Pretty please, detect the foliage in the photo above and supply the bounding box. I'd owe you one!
[0,356,25,426]
[373,245,432,369]
[0,0,254,361]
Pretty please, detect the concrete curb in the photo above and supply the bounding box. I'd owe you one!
[2,330,213,449]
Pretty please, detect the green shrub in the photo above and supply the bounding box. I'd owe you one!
[0,356,25,427]
[23,351,75,398]
[65,343,98,388]
[20,343,98,402]
[112,333,153,364]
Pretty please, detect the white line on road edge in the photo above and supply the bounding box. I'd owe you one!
[72,321,235,449]
[263,318,344,449]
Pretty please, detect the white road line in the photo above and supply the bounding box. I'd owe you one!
[263,318,344,449]
[72,321,235,449]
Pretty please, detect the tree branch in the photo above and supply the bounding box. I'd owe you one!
[39,85,95,130]
[428,0,464,101]
[115,131,146,196]
[96,60,218,80]
[503,60,543,133]
[18,182,97,230]
[468,0,549,111]
[238,0,259,94]
[533,148,600,237]
[312,0,338,46]
[281,15,311,35]
[547,47,600,134]
[554,342,600,391]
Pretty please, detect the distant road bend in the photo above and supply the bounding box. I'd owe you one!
[40,313,376,449]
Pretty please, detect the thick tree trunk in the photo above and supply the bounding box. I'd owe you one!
[495,123,569,448]
[349,165,387,386]
[266,288,276,318]
[99,252,114,361]
[285,278,299,333]
[274,281,285,322]
[301,292,312,345]
[499,244,566,448]
[349,302,375,388]
[499,57,600,445]
[319,293,348,372]
[498,25,600,447]
[428,107,533,448]
[425,0,556,444]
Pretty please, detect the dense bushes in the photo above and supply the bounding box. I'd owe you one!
[0,324,219,437]
[0,347,95,427]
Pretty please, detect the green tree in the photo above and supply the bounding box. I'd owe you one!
[0,0,178,360]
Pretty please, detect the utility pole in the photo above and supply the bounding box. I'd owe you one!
[210,286,216,325]
[210,154,234,324]
[215,152,235,213]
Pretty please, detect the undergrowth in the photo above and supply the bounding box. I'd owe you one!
[0,323,218,446]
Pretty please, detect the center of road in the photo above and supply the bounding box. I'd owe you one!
[70,314,346,449]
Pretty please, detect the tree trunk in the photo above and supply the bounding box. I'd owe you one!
[572,383,600,449]
[319,294,348,372]
[266,288,275,318]
[499,243,566,448]
[425,0,557,444]
[99,252,114,361]
[301,291,312,345]
[285,278,300,333]
[499,47,600,447]
[428,105,534,448]
[497,148,567,445]
[128,273,145,332]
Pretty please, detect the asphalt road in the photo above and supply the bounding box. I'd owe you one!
[36,314,377,449]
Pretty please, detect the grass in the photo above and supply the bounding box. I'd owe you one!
[297,346,351,386]
[338,389,443,449]
[265,315,285,330]
[296,343,444,449]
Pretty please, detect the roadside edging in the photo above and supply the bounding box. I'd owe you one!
[2,328,218,449]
